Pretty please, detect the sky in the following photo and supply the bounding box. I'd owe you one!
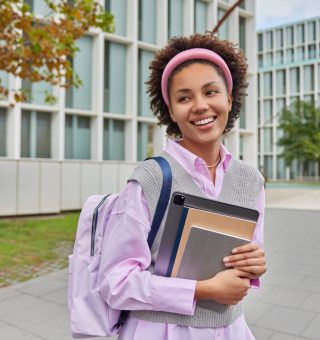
[256,0,320,31]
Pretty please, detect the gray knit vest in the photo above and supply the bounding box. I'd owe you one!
[127,151,264,328]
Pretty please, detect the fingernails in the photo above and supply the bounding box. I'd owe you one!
[232,249,238,254]
[223,257,229,263]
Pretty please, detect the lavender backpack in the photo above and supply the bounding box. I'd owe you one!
[68,157,172,338]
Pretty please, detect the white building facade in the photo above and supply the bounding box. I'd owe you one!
[257,17,320,181]
[0,0,257,216]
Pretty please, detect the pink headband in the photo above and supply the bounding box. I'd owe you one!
[161,48,233,105]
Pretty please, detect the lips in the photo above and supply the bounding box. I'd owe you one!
[191,116,217,126]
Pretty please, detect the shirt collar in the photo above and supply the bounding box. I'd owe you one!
[165,138,232,174]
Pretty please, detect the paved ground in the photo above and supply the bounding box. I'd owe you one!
[0,188,319,340]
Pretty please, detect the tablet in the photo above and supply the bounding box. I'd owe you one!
[153,191,259,278]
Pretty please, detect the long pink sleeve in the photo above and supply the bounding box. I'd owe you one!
[97,181,196,315]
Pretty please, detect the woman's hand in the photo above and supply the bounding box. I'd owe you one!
[195,269,250,305]
[223,243,267,279]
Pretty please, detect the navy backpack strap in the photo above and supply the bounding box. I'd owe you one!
[117,156,172,328]
[147,156,172,248]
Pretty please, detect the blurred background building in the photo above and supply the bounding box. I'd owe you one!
[257,16,320,181]
[0,0,256,216]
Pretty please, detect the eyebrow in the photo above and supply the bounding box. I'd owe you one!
[173,81,222,95]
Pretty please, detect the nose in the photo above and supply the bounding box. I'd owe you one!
[192,95,209,114]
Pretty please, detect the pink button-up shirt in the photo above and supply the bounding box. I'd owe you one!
[98,139,265,340]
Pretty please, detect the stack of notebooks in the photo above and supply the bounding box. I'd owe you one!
[154,192,259,311]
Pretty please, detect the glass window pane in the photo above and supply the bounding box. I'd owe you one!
[218,8,229,40]
[307,21,316,42]
[137,123,154,161]
[264,155,273,180]
[290,67,300,93]
[297,46,304,61]
[103,119,125,160]
[168,0,184,38]
[304,65,314,92]
[0,108,7,156]
[21,111,31,157]
[65,36,93,110]
[22,78,53,106]
[65,115,91,159]
[286,27,294,46]
[266,53,273,67]
[308,44,316,59]
[276,29,283,48]
[263,72,273,96]
[138,50,155,117]
[195,0,208,34]
[36,112,51,158]
[297,24,305,44]
[105,0,127,36]
[276,51,283,65]
[139,0,157,44]
[258,34,263,52]
[266,32,273,50]
[258,54,263,68]
[276,70,286,95]
[239,98,246,129]
[286,48,294,63]
[25,0,50,16]
[239,17,246,52]
[277,157,286,179]
[0,71,9,95]
[263,100,272,124]
[104,41,127,114]
[264,129,273,152]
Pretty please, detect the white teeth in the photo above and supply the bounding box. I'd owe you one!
[194,117,215,126]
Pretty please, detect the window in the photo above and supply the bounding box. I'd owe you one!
[104,41,127,114]
[139,0,157,44]
[297,24,305,44]
[263,72,273,97]
[105,0,127,36]
[138,50,155,118]
[137,123,155,161]
[258,33,263,52]
[264,155,273,180]
[0,71,9,96]
[276,29,283,48]
[25,0,50,16]
[297,46,305,61]
[304,65,314,92]
[194,0,208,34]
[286,26,294,46]
[217,8,229,40]
[0,108,7,156]
[21,78,53,106]
[290,67,300,93]
[168,0,184,38]
[65,36,93,110]
[103,119,125,160]
[276,70,286,95]
[239,98,246,129]
[263,100,272,124]
[264,128,273,153]
[308,44,316,59]
[239,17,246,52]
[258,54,263,68]
[276,51,283,65]
[266,52,273,67]
[266,31,273,50]
[286,48,294,63]
[65,115,91,159]
[21,110,51,158]
[277,157,286,179]
[307,21,316,42]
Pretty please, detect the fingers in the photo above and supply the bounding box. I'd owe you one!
[231,242,261,255]
[224,256,266,269]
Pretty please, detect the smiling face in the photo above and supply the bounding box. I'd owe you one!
[168,62,232,155]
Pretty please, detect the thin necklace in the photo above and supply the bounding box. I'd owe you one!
[206,156,221,169]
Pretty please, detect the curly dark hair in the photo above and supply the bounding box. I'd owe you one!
[146,33,248,137]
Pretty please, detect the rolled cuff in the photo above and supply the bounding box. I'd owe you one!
[151,275,197,315]
[250,278,260,289]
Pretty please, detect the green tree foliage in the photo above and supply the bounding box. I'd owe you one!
[278,100,320,167]
[0,0,114,104]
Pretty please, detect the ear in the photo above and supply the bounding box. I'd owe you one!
[227,93,233,112]
[168,105,176,123]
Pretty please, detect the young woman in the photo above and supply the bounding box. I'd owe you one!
[98,33,266,339]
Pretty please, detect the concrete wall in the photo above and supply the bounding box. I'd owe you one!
[0,159,136,216]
